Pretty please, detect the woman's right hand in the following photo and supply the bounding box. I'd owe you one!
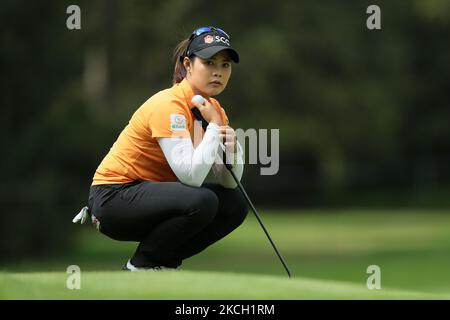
[191,98,222,126]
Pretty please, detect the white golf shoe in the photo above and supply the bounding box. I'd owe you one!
[122,259,179,272]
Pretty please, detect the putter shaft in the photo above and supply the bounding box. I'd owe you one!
[227,168,292,278]
[191,107,292,278]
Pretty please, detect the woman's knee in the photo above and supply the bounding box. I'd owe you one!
[229,188,249,225]
[185,187,219,223]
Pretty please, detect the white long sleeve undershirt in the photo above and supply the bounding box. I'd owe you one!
[157,123,244,188]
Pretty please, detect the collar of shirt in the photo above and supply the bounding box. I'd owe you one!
[174,78,196,109]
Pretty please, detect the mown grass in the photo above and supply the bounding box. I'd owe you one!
[3,209,450,299]
[2,270,449,299]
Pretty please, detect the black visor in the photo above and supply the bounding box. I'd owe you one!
[186,31,239,63]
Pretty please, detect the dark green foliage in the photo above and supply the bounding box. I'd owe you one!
[1,0,449,259]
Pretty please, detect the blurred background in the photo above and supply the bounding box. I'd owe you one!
[1,0,450,294]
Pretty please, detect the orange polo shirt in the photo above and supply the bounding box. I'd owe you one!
[92,78,229,185]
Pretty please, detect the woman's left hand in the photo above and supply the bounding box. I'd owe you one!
[219,126,237,153]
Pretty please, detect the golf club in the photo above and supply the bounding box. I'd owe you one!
[191,95,292,278]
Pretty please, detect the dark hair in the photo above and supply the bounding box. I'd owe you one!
[172,38,193,84]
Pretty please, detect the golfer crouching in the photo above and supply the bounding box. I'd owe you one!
[73,26,248,271]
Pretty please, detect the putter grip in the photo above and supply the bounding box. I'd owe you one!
[191,107,233,170]
[191,107,209,131]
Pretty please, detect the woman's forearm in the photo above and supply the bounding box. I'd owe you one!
[158,123,221,187]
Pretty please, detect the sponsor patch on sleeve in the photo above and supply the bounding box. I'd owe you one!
[170,114,187,131]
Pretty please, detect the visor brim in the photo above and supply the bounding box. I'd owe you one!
[193,46,240,63]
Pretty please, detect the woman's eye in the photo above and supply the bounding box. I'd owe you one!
[223,63,230,68]
[207,61,214,65]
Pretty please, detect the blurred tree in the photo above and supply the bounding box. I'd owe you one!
[1,0,450,261]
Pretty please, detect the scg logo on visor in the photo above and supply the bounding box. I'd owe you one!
[215,36,230,46]
[205,35,230,46]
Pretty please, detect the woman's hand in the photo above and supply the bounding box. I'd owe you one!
[191,98,222,125]
[220,126,238,153]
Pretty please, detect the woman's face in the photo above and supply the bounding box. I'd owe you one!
[184,50,232,97]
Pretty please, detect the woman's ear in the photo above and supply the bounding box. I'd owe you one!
[183,57,191,73]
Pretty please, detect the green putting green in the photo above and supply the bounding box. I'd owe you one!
[1,270,449,299]
[3,209,450,299]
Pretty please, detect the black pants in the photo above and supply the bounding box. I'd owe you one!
[87,180,249,268]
